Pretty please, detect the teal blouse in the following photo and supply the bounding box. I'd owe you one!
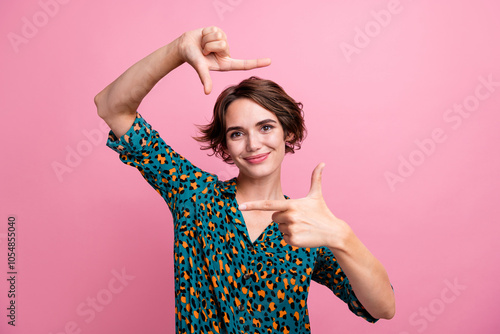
[106,112,378,334]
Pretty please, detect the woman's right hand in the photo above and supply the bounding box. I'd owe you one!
[176,26,271,95]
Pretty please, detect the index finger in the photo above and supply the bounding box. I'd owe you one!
[239,199,289,212]
[226,57,272,71]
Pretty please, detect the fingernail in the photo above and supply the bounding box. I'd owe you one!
[239,204,247,210]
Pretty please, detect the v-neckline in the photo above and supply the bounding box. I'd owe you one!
[219,177,288,245]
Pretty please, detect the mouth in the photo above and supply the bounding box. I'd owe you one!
[243,152,270,164]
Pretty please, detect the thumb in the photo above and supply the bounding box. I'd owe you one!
[194,62,213,95]
[308,163,325,196]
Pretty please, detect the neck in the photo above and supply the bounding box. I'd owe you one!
[235,170,284,203]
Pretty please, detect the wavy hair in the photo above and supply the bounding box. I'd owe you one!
[194,76,306,164]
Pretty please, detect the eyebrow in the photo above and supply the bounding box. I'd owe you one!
[226,119,277,134]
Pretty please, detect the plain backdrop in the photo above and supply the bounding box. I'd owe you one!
[1,0,499,333]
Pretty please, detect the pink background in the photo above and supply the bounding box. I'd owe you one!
[1,0,499,333]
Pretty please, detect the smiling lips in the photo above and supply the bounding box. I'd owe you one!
[243,152,270,164]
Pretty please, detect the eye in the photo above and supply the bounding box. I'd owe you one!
[261,124,274,132]
[229,131,242,139]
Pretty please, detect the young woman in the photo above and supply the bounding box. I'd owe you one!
[95,26,395,334]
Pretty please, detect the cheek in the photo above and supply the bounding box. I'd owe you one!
[272,133,287,149]
[225,140,242,157]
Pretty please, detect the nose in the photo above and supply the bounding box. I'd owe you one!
[246,131,262,152]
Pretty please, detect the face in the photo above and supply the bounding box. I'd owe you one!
[224,98,291,180]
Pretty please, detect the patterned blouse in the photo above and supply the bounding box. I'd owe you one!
[106,112,378,334]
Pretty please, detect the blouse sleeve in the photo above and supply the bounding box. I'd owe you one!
[311,246,379,323]
[105,112,214,212]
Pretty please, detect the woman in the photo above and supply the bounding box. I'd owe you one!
[95,26,395,334]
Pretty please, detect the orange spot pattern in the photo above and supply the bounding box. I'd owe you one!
[106,112,380,333]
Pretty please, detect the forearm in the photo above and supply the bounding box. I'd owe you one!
[328,224,395,320]
[94,27,271,138]
[94,36,184,121]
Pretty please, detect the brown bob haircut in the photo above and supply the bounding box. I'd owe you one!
[195,76,306,164]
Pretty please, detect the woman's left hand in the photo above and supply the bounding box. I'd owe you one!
[239,163,351,249]
[241,163,396,319]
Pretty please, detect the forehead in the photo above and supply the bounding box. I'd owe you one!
[225,98,279,127]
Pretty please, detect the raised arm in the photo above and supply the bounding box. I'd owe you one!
[94,26,271,138]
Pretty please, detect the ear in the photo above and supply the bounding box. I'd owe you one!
[285,132,294,143]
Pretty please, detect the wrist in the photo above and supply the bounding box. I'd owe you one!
[159,37,185,74]
[326,219,354,252]
[173,32,189,65]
